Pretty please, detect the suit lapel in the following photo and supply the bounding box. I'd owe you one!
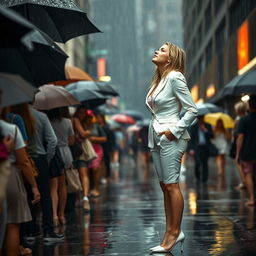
[153,76,169,99]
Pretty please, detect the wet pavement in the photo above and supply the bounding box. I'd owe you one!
[27,154,256,256]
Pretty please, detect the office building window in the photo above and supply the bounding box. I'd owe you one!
[197,0,202,11]
[214,0,223,15]
[215,20,226,54]
[206,41,212,65]
[229,0,256,35]
[205,3,212,34]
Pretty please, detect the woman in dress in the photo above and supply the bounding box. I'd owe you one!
[47,108,75,226]
[146,42,198,253]
[212,118,231,176]
[72,107,91,212]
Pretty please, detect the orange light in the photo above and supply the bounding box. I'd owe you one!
[206,84,215,98]
[191,85,198,102]
[97,58,106,79]
[237,20,249,71]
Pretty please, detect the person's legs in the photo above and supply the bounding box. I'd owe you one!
[4,223,20,256]
[91,168,100,196]
[58,174,67,224]
[35,155,54,234]
[159,182,173,246]
[0,200,7,250]
[216,155,221,175]
[244,172,254,205]
[220,154,226,176]
[235,162,246,189]
[78,165,90,211]
[161,183,184,249]
[50,177,59,226]
[241,161,255,205]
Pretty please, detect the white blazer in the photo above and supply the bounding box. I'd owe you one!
[145,71,198,148]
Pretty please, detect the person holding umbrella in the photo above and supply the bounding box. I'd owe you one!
[146,42,198,253]
[236,95,256,206]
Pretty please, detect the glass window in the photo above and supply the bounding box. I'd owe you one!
[206,41,212,65]
[215,20,226,54]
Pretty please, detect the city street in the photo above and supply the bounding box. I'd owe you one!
[28,154,256,256]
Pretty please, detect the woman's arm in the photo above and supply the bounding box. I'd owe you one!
[73,118,90,138]
[89,136,107,143]
[168,74,198,139]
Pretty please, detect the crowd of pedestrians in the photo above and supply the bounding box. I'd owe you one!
[0,103,119,256]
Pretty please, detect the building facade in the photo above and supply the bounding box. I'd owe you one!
[87,0,183,114]
[182,0,256,106]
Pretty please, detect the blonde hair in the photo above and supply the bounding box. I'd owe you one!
[234,101,247,114]
[150,42,186,89]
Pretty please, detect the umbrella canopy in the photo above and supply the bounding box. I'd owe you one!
[33,84,80,110]
[0,7,32,47]
[97,82,119,97]
[221,70,256,97]
[204,112,234,129]
[1,0,101,43]
[111,114,136,124]
[0,73,36,107]
[67,87,107,109]
[65,81,99,92]
[127,124,141,133]
[0,28,68,86]
[65,80,118,98]
[196,103,223,116]
[54,66,94,86]
[122,110,143,121]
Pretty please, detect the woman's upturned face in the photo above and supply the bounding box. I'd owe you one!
[77,108,86,121]
[152,44,170,66]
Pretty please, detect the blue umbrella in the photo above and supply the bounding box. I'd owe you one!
[66,87,107,109]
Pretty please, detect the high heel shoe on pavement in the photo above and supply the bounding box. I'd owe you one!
[151,231,185,253]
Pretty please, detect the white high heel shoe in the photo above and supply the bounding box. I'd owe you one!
[151,231,185,253]
[149,245,161,251]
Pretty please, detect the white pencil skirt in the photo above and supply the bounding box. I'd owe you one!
[150,131,187,184]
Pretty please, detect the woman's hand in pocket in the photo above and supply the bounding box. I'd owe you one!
[158,130,175,141]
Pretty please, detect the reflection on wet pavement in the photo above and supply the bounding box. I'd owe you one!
[28,155,256,256]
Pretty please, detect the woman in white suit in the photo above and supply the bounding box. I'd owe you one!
[146,42,198,253]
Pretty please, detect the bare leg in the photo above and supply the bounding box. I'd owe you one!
[160,182,173,246]
[78,167,90,210]
[162,183,184,250]
[50,177,59,225]
[216,155,222,175]
[220,154,226,175]
[91,168,100,196]
[58,174,67,223]
[5,224,20,256]
[244,172,255,206]
[235,162,246,189]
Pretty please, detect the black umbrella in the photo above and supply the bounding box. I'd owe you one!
[1,0,101,43]
[0,73,36,107]
[221,70,256,97]
[196,103,223,116]
[0,7,32,47]
[97,82,119,97]
[0,28,68,86]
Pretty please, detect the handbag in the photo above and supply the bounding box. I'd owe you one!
[65,167,82,193]
[209,142,219,157]
[80,138,97,163]
[49,147,65,178]
[69,138,83,159]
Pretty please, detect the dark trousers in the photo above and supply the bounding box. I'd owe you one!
[23,154,53,234]
[195,145,209,183]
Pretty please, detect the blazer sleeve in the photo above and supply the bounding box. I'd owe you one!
[168,75,198,139]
